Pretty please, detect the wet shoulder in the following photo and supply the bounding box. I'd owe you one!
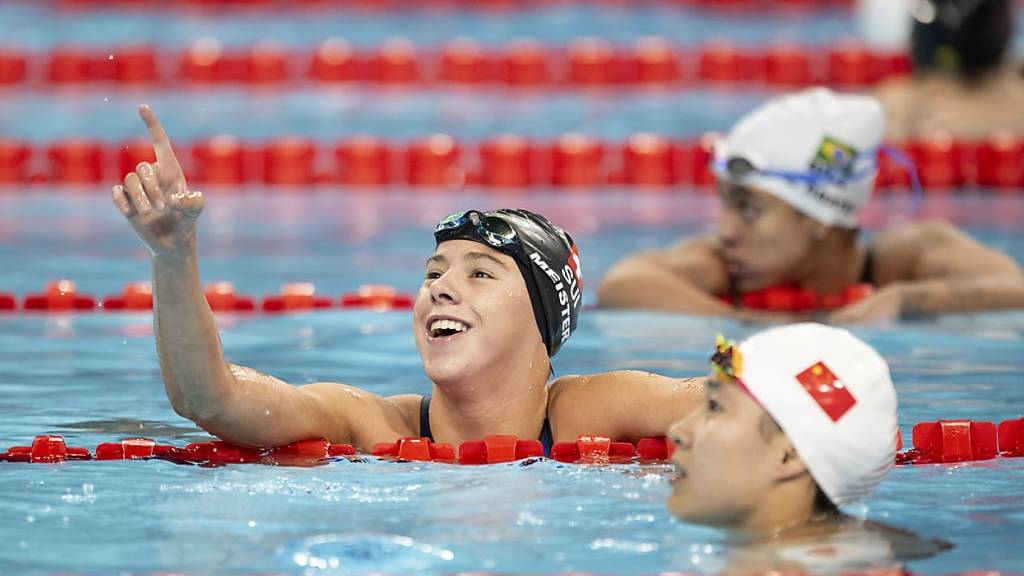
[869,220,964,283]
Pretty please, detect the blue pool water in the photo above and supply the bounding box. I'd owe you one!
[2,1,1024,574]
[1,190,1023,574]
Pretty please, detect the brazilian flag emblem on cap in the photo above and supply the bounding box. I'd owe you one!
[810,136,859,180]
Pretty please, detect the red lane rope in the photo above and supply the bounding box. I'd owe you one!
[1,280,413,314]
[0,434,674,466]
[4,419,1023,466]
[0,39,910,89]
[2,133,1022,189]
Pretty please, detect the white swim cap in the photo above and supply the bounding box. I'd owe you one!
[712,87,885,228]
[733,323,897,508]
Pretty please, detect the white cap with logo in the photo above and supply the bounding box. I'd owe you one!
[737,323,897,508]
[712,87,885,228]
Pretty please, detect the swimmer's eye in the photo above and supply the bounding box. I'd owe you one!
[737,201,762,223]
[425,270,442,280]
[706,397,722,413]
[471,270,494,279]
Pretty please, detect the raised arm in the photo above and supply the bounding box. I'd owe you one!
[832,221,1024,322]
[111,106,409,449]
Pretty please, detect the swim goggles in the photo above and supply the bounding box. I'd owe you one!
[435,210,519,248]
[710,334,744,381]
[712,145,923,211]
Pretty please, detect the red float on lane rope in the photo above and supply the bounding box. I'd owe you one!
[899,420,998,465]
[567,37,621,86]
[370,38,421,84]
[117,139,158,179]
[23,280,96,312]
[0,139,31,183]
[310,38,361,83]
[975,134,1024,189]
[47,139,106,183]
[0,49,27,85]
[340,285,414,310]
[335,136,394,186]
[406,134,462,187]
[262,137,317,185]
[500,39,551,87]
[262,283,334,312]
[621,132,680,186]
[440,38,492,85]
[477,134,540,187]
[102,281,154,311]
[112,45,159,84]
[551,133,605,187]
[628,36,682,85]
[204,282,256,312]
[372,437,456,463]
[191,136,249,184]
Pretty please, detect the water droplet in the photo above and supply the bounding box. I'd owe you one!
[248,520,257,527]
[264,410,271,416]
[25,515,35,523]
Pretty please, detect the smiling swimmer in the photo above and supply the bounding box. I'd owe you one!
[110,105,706,453]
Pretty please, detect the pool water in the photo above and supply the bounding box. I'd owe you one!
[1,190,1023,574]
[3,1,1024,573]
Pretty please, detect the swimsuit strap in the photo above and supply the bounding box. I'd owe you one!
[419,394,433,441]
[860,247,875,286]
[539,416,553,457]
[418,393,554,456]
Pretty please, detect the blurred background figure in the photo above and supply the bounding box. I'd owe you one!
[873,0,1024,139]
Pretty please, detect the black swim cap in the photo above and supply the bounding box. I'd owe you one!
[911,0,1012,80]
[433,209,583,357]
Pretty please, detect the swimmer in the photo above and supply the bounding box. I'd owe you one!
[110,105,705,451]
[874,0,1024,140]
[666,324,950,573]
[598,87,1024,322]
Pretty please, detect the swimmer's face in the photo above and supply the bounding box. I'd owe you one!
[715,181,821,291]
[666,375,784,527]
[414,239,545,384]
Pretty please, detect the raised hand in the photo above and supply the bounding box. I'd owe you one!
[112,105,204,258]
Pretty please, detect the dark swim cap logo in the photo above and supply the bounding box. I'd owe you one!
[529,250,582,346]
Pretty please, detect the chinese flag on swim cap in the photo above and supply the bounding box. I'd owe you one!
[736,323,897,508]
[795,361,856,422]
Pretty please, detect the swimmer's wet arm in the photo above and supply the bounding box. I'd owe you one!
[596,238,735,314]
[833,221,1024,320]
[548,371,705,442]
[151,255,405,448]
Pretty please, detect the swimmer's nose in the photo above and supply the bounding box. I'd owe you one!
[667,418,694,451]
[716,208,743,247]
[429,271,461,305]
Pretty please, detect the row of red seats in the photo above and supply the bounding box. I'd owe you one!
[0,38,909,88]
[3,132,1023,188]
[896,418,1024,465]
[0,434,674,466]
[0,280,414,313]
[53,0,856,10]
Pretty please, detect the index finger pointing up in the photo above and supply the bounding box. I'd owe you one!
[138,104,181,169]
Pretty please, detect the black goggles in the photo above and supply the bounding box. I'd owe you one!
[435,210,519,248]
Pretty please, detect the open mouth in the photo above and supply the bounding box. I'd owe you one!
[428,318,470,339]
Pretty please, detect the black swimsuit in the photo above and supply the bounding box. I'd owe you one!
[418,394,555,457]
[860,247,876,285]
